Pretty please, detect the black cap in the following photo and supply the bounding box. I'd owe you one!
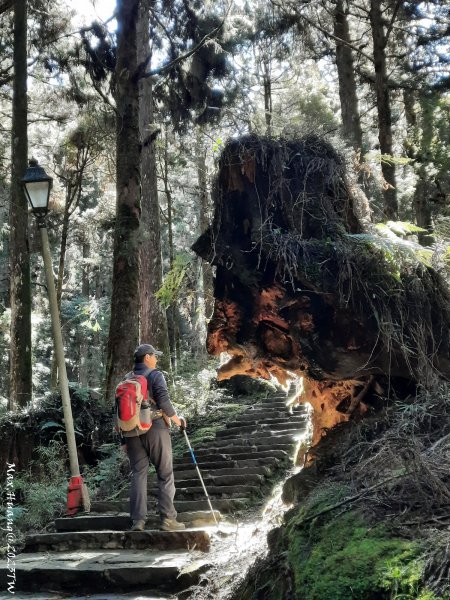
[134,343,163,359]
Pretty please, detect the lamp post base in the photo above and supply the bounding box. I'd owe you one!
[66,475,90,516]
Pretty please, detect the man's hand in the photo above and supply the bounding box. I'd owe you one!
[120,443,127,454]
[171,414,187,430]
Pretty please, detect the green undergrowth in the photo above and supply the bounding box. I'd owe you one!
[0,441,68,554]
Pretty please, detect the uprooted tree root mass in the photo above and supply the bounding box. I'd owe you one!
[193,134,450,443]
[191,135,450,598]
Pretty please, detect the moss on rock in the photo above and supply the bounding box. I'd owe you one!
[286,509,419,600]
[233,486,448,600]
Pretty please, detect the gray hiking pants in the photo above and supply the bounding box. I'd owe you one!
[125,424,177,521]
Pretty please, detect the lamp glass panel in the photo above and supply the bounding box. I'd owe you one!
[25,181,49,209]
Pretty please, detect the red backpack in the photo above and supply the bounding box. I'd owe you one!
[114,369,154,433]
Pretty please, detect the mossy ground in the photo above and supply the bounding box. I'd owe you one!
[235,488,447,600]
[286,505,432,600]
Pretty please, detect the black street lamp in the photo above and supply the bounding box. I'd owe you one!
[22,158,52,217]
[22,159,90,515]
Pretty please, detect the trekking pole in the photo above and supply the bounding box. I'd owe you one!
[182,428,219,527]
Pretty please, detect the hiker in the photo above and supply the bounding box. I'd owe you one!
[118,343,187,532]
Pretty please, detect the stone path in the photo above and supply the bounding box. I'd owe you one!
[0,395,307,598]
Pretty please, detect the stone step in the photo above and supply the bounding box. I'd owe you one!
[177,448,290,464]
[90,497,248,514]
[175,498,248,513]
[249,398,303,406]
[205,431,300,444]
[233,407,294,418]
[234,402,290,412]
[172,465,272,480]
[23,529,211,554]
[170,484,258,499]
[253,397,290,404]
[195,439,298,452]
[252,401,290,409]
[225,414,306,426]
[0,549,210,593]
[151,473,265,488]
[216,422,306,438]
[173,456,279,470]
[55,510,222,532]
[212,431,304,445]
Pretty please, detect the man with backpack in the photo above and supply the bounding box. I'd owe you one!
[115,343,187,532]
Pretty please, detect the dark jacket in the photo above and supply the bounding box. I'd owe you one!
[118,366,176,444]
[132,364,176,419]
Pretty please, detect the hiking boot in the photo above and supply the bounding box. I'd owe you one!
[131,519,146,531]
[160,518,186,531]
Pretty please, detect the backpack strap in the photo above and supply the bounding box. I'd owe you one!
[129,368,159,404]
[146,369,159,404]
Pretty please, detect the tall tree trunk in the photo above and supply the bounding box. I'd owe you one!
[413,97,435,246]
[9,0,31,409]
[263,62,272,137]
[105,0,141,403]
[369,0,397,220]
[79,241,90,387]
[162,130,180,370]
[90,264,103,389]
[196,130,213,322]
[137,0,170,370]
[166,181,180,369]
[334,0,363,152]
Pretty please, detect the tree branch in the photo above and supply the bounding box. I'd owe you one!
[143,16,227,78]
[385,0,402,44]
[0,0,13,15]
[270,0,375,63]
[295,472,405,526]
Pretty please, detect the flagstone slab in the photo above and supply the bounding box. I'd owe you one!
[0,549,210,594]
[55,511,222,532]
[23,529,211,553]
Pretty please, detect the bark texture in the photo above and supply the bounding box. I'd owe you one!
[334,0,363,152]
[196,130,214,321]
[137,0,170,368]
[9,0,31,409]
[105,0,141,402]
[369,0,397,220]
[193,136,450,443]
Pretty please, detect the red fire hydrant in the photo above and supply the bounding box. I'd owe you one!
[66,475,84,516]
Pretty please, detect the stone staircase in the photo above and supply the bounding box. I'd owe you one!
[0,395,307,597]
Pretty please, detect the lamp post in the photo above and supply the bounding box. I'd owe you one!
[23,159,90,515]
